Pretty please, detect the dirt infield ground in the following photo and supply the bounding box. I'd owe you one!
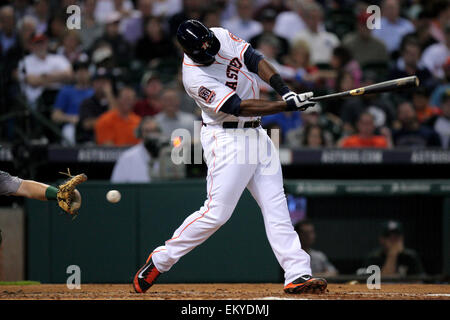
[0,283,449,300]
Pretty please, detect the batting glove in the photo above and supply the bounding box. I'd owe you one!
[282,91,296,101]
[285,92,316,112]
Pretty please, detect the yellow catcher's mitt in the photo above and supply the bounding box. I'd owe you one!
[57,169,88,215]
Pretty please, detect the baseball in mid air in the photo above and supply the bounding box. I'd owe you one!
[106,190,121,203]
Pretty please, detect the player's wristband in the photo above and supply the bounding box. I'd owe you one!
[45,186,58,200]
[269,74,290,97]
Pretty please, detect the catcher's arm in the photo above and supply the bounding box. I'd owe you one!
[14,180,51,201]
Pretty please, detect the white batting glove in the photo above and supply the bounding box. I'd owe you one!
[286,91,316,111]
[282,91,296,101]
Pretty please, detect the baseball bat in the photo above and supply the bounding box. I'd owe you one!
[310,76,419,102]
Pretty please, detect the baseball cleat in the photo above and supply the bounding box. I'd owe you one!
[284,275,327,294]
[133,255,161,293]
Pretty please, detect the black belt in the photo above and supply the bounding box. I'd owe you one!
[202,120,261,129]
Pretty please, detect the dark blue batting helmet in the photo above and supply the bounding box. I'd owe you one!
[177,20,220,66]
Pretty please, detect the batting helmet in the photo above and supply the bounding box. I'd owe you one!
[177,20,220,65]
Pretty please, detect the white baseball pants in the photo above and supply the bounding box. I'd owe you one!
[151,125,311,285]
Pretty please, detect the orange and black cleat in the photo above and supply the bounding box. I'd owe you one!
[133,255,161,293]
[284,275,327,294]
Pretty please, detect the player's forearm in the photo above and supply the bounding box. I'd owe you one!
[238,99,288,116]
[257,59,278,84]
[258,59,291,98]
[14,180,50,201]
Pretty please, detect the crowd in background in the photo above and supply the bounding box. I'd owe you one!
[0,0,449,149]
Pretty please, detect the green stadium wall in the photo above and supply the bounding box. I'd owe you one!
[25,180,450,283]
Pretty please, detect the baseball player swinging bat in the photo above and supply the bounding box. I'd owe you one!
[310,76,419,102]
[133,20,328,295]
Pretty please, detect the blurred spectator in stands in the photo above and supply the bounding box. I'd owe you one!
[253,0,289,20]
[95,86,141,146]
[295,219,338,277]
[300,124,327,148]
[0,6,19,100]
[152,0,183,18]
[175,69,200,115]
[291,1,339,65]
[169,0,204,36]
[95,87,141,146]
[342,11,389,68]
[134,71,163,117]
[201,6,223,28]
[329,46,362,88]
[0,5,20,118]
[18,33,73,108]
[412,87,441,124]
[424,90,450,148]
[91,43,116,73]
[13,0,33,21]
[334,71,364,135]
[1,14,37,111]
[255,36,298,92]
[94,0,134,24]
[372,0,415,54]
[57,30,83,64]
[0,5,18,57]
[77,68,115,144]
[405,10,437,53]
[223,0,262,41]
[155,87,196,137]
[250,8,288,57]
[283,39,321,89]
[262,109,302,143]
[359,71,396,130]
[135,16,177,65]
[420,22,450,80]
[389,37,435,91]
[30,0,50,35]
[89,41,129,89]
[111,116,162,183]
[250,8,289,63]
[286,104,337,148]
[46,14,67,53]
[274,0,308,43]
[364,220,425,277]
[392,101,441,147]
[429,0,450,44]
[120,0,154,45]
[92,11,132,68]
[430,57,450,107]
[51,57,94,145]
[80,0,105,51]
[16,15,38,54]
[338,112,391,148]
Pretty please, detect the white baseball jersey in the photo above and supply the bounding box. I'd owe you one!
[182,27,261,125]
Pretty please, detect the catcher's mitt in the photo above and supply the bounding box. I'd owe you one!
[57,168,88,216]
